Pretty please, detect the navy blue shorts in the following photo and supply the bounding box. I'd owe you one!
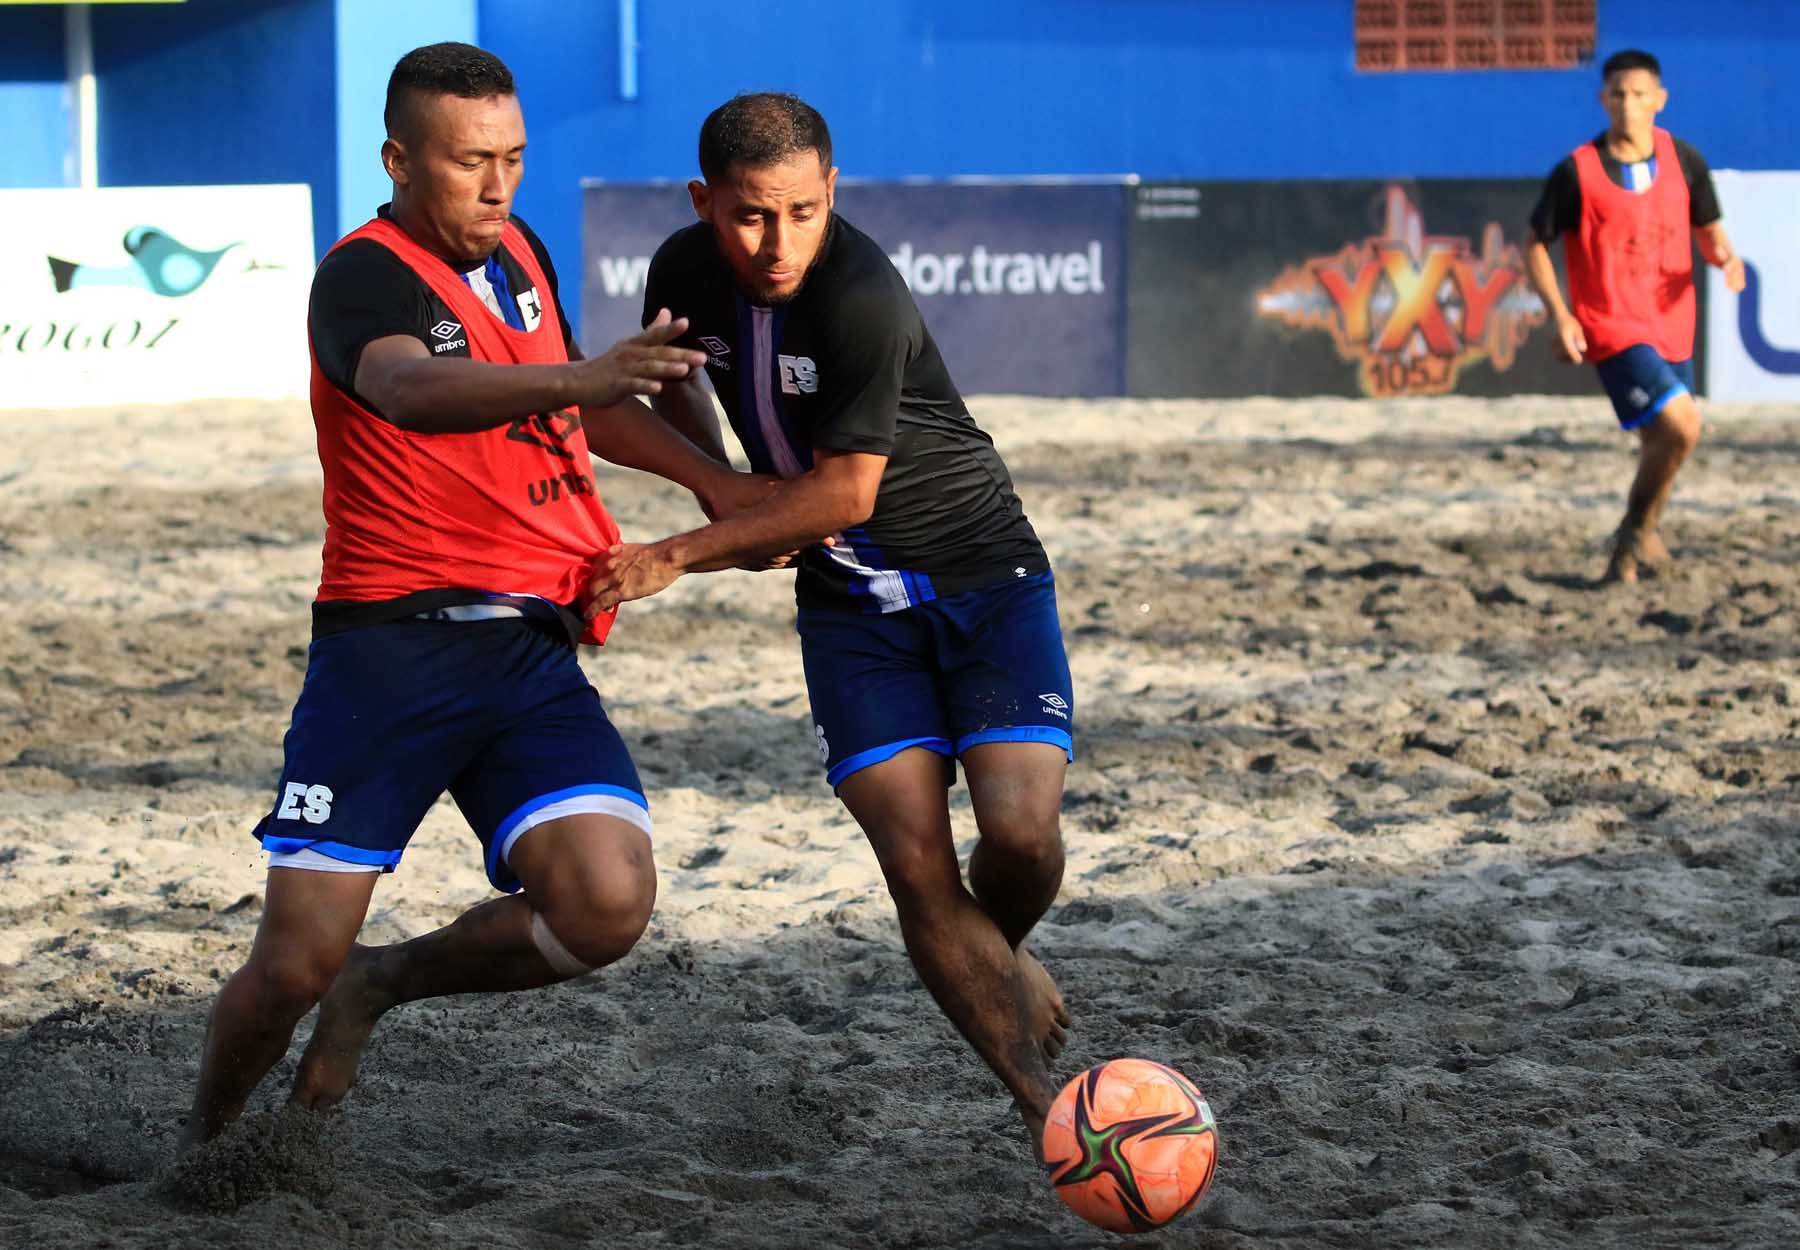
[797,570,1074,788]
[254,618,649,892]
[1594,344,1695,430]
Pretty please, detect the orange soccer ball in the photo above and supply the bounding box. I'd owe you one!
[1042,1058,1219,1234]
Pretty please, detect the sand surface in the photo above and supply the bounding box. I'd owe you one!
[2,394,1798,1249]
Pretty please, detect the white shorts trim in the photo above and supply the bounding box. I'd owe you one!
[268,847,384,873]
[497,794,654,871]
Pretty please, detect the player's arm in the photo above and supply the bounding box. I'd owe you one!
[1673,139,1745,292]
[1524,159,1587,363]
[584,449,880,613]
[1695,222,1746,292]
[649,375,734,467]
[1524,239,1586,363]
[353,311,706,434]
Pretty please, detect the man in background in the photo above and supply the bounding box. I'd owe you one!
[1525,47,1745,585]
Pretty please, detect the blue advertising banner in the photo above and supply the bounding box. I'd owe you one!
[581,179,1129,397]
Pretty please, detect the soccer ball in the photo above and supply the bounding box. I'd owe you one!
[1042,1058,1219,1234]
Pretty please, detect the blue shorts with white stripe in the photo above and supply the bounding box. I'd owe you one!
[797,569,1074,788]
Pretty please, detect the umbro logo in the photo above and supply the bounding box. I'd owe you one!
[699,335,732,371]
[1038,692,1070,720]
[430,320,462,340]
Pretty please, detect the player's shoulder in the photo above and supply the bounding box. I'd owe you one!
[312,236,417,300]
[506,212,554,266]
[650,222,717,273]
[811,215,913,319]
[1665,133,1710,168]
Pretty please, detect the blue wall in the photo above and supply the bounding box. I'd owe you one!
[0,8,69,189]
[93,0,339,259]
[334,0,477,240]
[481,0,1797,338]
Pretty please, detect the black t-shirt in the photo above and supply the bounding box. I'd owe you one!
[642,214,1048,612]
[1529,133,1722,243]
[309,205,573,420]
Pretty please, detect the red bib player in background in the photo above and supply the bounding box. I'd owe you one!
[1526,47,1746,585]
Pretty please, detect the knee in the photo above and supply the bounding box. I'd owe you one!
[539,843,657,969]
[1657,404,1702,454]
[976,802,1064,871]
[875,837,961,915]
[244,947,343,1020]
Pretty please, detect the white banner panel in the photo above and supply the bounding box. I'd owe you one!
[1706,171,1800,403]
[0,184,313,409]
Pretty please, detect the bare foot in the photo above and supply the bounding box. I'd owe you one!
[290,944,394,1112]
[1638,528,1671,573]
[1017,948,1070,1061]
[1604,527,1643,586]
[1016,1099,1050,1165]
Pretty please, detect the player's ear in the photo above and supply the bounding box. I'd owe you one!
[825,166,838,209]
[382,137,409,188]
[688,179,712,222]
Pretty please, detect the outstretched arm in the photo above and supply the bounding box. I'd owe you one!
[353,309,707,433]
[1696,222,1746,293]
[1525,238,1587,363]
[584,449,884,614]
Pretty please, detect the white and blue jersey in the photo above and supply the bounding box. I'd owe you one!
[644,215,1049,614]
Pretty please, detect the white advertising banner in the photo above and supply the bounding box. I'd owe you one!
[0,184,313,409]
[1706,171,1800,403]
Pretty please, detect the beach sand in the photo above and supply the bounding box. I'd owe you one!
[2,394,1797,1248]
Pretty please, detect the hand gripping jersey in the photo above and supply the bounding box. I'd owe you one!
[1565,127,1696,363]
[310,217,621,644]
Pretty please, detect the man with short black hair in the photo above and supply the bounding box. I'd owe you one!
[1525,48,1745,584]
[587,92,1074,1161]
[181,42,753,1145]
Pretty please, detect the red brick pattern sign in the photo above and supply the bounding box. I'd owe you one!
[1355,0,1597,72]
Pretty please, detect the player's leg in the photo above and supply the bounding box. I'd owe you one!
[1598,349,1702,583]
[291,811,654,1112]
[836,749,1060,1161]
[964,742,1071,1060]
[945,570,1077,1060]
[185,622,458,1146]
[292,620,655,1111]
[802,600,1060,1159]
[1624,391,1701,558]
[183,865,376,1146]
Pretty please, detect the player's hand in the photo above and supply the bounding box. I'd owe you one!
[575,309,708,407]
[736,547,809,572]
[1721,255,1747,294]
[586,542,682,615]
[1553,314,1587,364]
[695,468,783,522]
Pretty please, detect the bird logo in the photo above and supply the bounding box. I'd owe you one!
[46,225,264,298]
